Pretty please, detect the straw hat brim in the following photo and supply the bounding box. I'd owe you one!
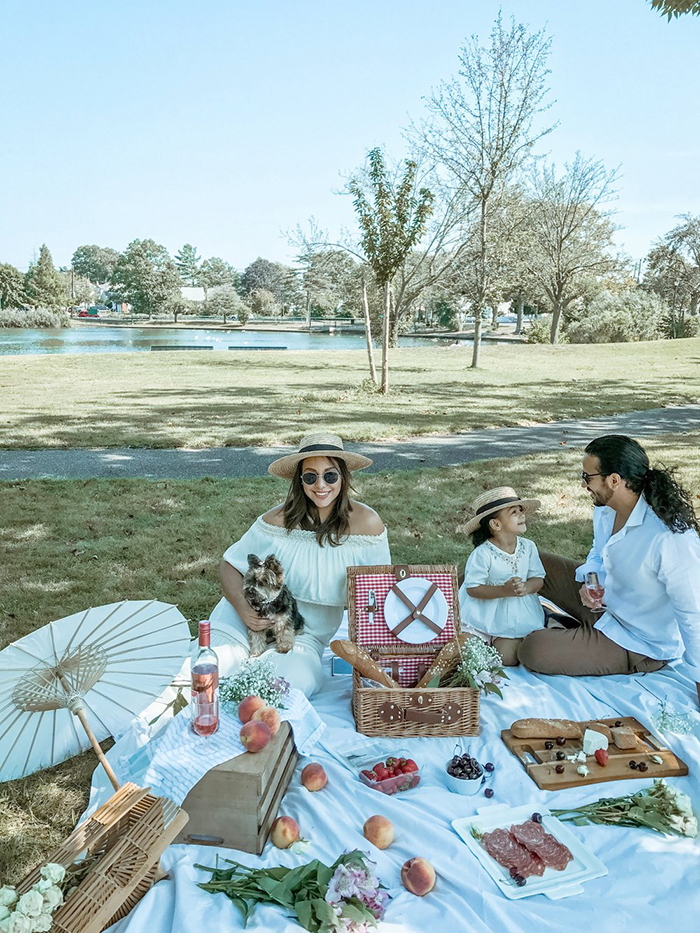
[268,448,373,479]
[464,498,541,535]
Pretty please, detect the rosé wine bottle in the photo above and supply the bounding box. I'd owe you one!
[191,620,219,736]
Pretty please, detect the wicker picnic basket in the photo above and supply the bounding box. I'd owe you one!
[15,783,188,933]
[347,563,480,738]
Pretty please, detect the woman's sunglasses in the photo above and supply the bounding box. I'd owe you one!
[301,470,340,486]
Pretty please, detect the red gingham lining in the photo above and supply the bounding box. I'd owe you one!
[352,571,456,648]
[375,654,435,688]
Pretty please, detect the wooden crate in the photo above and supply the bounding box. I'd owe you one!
[502,716,690,790]
[174,720,298,854]
[16,783,188,933]
[348,564,480,738]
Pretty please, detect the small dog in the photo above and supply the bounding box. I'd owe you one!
[243,553,305,656]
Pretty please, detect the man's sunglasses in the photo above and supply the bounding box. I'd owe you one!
[581,471,606,483]
[301,470,340,486]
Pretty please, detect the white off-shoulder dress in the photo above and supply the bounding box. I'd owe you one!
[209,515,391,696]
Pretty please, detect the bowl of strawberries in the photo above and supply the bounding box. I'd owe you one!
[359,755,420,795]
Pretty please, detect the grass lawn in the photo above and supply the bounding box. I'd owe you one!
[1,432,698,882]
[1,338,699,449]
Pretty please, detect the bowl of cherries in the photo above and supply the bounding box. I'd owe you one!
[445,750,494,796]
[359,756,420,795]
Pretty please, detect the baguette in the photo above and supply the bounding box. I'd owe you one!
[330,640,399,688]
[511,718,583,740]
[415,633,473,688]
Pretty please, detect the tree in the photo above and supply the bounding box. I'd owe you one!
[58,270,96,306]
[240,258,281,296]
[71,245,120,283]
[198,256,239,298]
[644,216,700,336]
[174,244,201,286]
[110,239,181,316]
[524,154,620,343]
[651,1,700,17]
[0,263,28,309]
[349,147,433,393]
[207,284,250,325]
[25,245,67,309]
[419,14,555,367]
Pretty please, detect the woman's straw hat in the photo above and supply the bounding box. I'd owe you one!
[268,432,373,480]
[463,486,541,535]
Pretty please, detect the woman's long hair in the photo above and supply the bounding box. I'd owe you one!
[585,435,699,534]
[282,457,354,546]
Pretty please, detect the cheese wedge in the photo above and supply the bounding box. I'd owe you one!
[582,728,609,756]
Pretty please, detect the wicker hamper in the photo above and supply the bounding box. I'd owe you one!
[348,564,480,737]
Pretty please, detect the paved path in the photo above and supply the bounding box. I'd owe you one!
[1,405,698,480]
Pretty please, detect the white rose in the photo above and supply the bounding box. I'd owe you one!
[33,881,51,895]
[0,891,16,909]
[0,907,9,922]
[40,885,63,912]
[7,914,32,933]
[682,815,698,838]
[31,915,53,933]
[0,918,10,933]
[39,863,65,885]
[17,890,43,918]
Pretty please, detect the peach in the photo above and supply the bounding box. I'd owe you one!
[401,857,436,896]
[270,815,300,849]
[363,815,394,849]
[240,720,271,753]
[300,762,328,792]
[252,705,281,736]
[238,695,266,723]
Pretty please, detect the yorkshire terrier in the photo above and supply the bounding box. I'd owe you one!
[243,553,305,656]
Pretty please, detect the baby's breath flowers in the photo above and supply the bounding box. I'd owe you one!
[219,658,290,708]
[442,638,508,698]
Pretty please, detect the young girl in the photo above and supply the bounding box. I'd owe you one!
[459,486,546,666]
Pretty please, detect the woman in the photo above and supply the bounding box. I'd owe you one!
[209,432,391,696]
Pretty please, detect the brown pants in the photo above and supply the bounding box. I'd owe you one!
[517,552,666,677]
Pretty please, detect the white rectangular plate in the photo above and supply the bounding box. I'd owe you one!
[452,804,607,900]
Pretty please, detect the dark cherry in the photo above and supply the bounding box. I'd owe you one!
[484,788,494,798]
[531,812,543,823]
[515,875,527,887]
[555,751,565,760]
[556,737,566,746]
[544,741,554,750]
[555,764,565,774]
[451,756,460,765]
[485,762,495,772]
[629,760,638,769]
[509,866,519,878]
[637,762,648,772]
[614,720,622,728]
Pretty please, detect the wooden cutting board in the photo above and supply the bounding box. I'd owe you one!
[501,716,689,791]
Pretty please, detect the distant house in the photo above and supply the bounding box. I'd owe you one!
[180,286,206,303]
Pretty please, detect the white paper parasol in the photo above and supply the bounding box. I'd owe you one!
[0,599,191,788]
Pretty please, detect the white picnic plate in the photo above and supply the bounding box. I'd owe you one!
[383,578,448,644]
[452,804,607,900]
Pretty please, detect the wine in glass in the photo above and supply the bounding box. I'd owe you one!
[585,572,605,613]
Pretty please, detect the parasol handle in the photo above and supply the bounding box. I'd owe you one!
[58,673,121,791]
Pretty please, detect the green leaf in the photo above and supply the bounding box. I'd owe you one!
[483,682,503,699]
[295,899,316,932]
[426,675,441,688]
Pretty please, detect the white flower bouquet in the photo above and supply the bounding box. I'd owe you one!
[219,657,290,708]
[0,862,66,933]
[552,778,698,838]
[442,637,508,698]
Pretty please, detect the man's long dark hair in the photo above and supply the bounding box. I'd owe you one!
[585,435,699,534]
[282,457,353,546]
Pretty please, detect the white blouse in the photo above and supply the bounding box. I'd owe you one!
[210,515,391,656]
[459,537,546,640]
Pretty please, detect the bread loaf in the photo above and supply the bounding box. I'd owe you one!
[511,718,583,739]
[330,640,399,688]
[415,633,473,688]
[580,721,613,743]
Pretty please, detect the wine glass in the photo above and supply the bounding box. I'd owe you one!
[585,572,605,613]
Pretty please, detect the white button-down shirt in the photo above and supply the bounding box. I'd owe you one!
[576,496,700,681]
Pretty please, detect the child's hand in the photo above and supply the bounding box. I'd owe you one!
[504,576,526,597]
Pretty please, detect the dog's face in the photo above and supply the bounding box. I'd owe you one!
[246,554,284,596]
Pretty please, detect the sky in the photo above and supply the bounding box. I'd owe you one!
[1,0,698,273]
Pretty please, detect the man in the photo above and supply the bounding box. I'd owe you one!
[518,435,700,706]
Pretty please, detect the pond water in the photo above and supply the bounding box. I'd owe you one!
[0,325,464,355]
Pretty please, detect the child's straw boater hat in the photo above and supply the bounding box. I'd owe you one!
[464,486,541,535]
[268,432,373,480]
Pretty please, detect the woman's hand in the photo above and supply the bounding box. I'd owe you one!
[220,560,271,631]
[238,602,272,632]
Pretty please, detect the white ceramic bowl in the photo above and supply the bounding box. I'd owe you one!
[444,761,486,796]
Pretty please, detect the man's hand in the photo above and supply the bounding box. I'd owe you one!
[579,582,605,610]
[238,602,271,632]
[504,577,526,597]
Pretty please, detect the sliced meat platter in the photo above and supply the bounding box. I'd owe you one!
[481,820,573,876]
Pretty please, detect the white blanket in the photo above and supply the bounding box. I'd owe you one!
[92,655,700,933]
